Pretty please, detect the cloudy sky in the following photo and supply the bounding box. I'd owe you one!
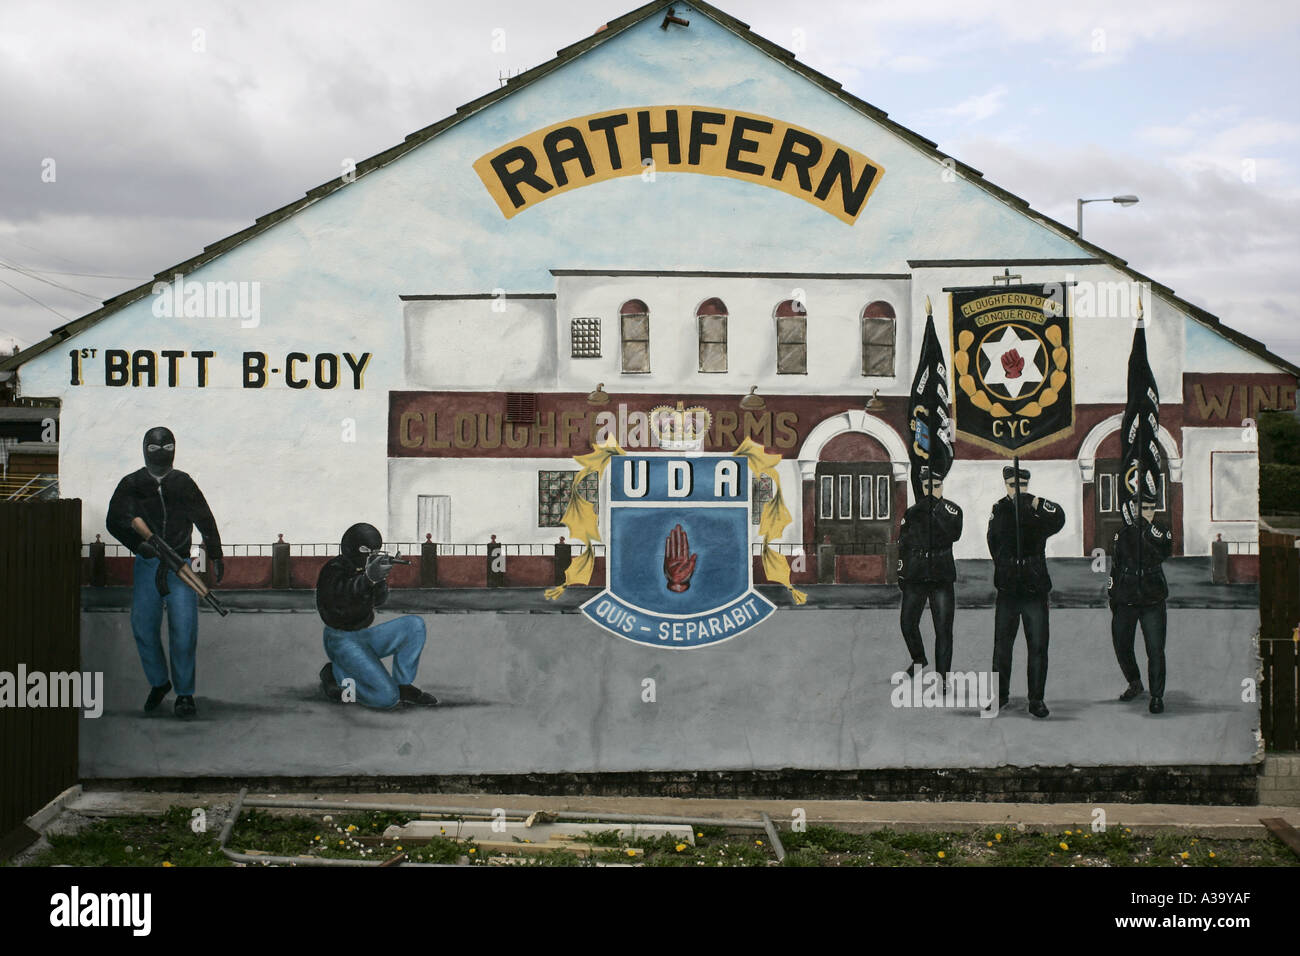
[3,0,1299,364]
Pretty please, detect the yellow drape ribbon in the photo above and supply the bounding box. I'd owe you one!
[733,436,808,605]
[544,438,625,600]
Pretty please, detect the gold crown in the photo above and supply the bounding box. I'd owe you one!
[649,401,712,451]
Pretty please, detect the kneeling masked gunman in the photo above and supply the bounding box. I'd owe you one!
[1108,488,1173,713]
[897,466,963,682]
[316,523,438,709]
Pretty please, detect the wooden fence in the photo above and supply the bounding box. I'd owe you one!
[0,499,81,845]
[1260,531,1299,751]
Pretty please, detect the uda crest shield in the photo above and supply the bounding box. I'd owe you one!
[581,451,776,648]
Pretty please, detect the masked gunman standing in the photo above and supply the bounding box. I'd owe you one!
[106,426,224,718]
[1109,489,1172,713]
[986,464,1064,718]
[316,522,438,709]
[897,466,963,681]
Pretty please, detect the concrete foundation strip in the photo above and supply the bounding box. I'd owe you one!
[220,789,787,865]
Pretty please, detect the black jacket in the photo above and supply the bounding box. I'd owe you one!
[898,497,963,587]
[986,495,1065,594]
[1108,520,1173,606]
[106,468,223,560]
[316,556,389,631]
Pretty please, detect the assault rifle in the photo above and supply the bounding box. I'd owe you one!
[131,516,229,617]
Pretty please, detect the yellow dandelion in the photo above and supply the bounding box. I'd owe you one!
[986,841,993,847]
[338,840,345,845]
[675,843,687,852]
[756,840,764,846]
[1180,852,1189,860]
[162,861,173,867]
[1064,830,1071,835]
[314,835,321,841]
[626,849,637,857]
[697,831,704,838]
[1059,842,1069,851]
[937,851,946,859]
[396,846,403,851]
[469,848,476,854]
[1209,851,1216,858]
[995,833,1002,841]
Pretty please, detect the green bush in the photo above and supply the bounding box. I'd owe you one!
[1260,463,1300,515]
[1260,410,1300,465]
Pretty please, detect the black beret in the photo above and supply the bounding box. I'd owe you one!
[1140,487,1159,505]
[1002,465,1030,480]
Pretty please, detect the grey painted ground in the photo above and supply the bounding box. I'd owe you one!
[78,603,1261,777]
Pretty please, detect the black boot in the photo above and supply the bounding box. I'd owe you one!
[1119,680,1144,702]
[144,681,172,713]
[399,684,439,707]
[319,662,343,703]
[1027,699,1050,719]
[1149,697,1164,714]
[174,695,197,719]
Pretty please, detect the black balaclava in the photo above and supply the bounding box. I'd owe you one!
[143,426,175,479]
[341,522,383,568]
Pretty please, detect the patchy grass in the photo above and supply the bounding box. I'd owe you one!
[19,809,1300,868]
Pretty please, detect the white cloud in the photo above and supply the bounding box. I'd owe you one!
[924,85,1009,125]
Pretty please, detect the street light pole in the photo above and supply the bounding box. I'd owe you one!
[1077,194,1140,237]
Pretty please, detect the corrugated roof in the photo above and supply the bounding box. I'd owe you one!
[3,0,1296,378]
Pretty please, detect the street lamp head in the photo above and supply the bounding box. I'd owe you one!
[1112,194,1139,206]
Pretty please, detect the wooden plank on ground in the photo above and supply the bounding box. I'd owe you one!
[1260,817,1300,858]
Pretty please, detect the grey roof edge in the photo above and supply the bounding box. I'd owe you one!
[908,258,1104,268]
[3,0,1296,381]
[550,269,911,279]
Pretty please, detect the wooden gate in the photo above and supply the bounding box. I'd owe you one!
[0,499,81,847]
[1260,531,1299,751]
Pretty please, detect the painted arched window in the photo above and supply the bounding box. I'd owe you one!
[697,297,728,373]
[774,299,807,374]
[861,301,896,377]
[620,299,650,373]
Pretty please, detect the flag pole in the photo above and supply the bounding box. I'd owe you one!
[1013,454,1022,569]
[1136,294,1144,588]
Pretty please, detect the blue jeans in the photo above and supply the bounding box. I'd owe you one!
[323,616,427,710]
[131,555,199,695]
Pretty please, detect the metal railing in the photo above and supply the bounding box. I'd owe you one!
[82,540,608,558]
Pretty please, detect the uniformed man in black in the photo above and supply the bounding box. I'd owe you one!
[897,466,963,681]
[986,465,1065,718]
[1108,488,1173,713]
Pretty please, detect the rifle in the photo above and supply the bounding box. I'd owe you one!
[1012,454,1022,575]
[131,516,229,617]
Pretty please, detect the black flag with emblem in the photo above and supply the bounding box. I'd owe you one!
[1120,321,1161,527]
[907,311,955,501]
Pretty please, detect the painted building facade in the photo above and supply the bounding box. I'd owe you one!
[3,2,1295,569]
[1,1,1293,784]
